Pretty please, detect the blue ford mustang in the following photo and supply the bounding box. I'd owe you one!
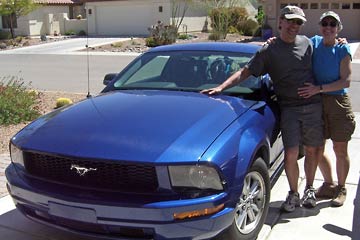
[6,42,284,240]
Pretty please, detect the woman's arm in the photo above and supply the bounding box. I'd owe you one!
[298,55,351,98]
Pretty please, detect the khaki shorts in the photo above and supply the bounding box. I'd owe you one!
[281,102,324,148]
[322,94,356,142]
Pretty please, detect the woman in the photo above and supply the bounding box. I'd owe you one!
[298,11,356,207]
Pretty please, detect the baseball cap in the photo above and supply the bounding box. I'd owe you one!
[280,5,307,23]
[319,11,343,31]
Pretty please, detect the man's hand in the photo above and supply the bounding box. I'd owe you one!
[337,37,348,45]
[298,83,321,98]
[200,87,223,95]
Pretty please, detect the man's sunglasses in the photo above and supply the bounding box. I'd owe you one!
[321,21,338,28]
[286,19,304,26]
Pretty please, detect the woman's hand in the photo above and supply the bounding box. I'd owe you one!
[298,83,321,98]
[200,87,223,95]
[265,37,277,45]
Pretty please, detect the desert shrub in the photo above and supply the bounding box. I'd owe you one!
[178,34,189,40]
[0,76,41,126]
[55,98,73,108]
[209,7,249,39]
[228,7,249,27]
[78,30,87,36]
[111,42,123,48]
[208,32,222,41]
[65,30,76,36]
[145,37,158,47]
[228,26,238,34]
[237,19,259,36]
[146,21,177,47]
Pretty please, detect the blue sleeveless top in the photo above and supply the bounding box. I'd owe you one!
[311,35,352,95]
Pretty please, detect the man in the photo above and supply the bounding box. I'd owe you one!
[201,5,324,212]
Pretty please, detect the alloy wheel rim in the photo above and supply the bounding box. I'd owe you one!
[235,171,266,234]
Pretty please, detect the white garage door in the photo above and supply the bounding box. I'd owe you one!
[95,3,154,36]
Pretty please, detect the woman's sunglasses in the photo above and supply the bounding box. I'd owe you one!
[321,21,338,28]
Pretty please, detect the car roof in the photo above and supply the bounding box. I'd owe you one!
[148,42,261,54]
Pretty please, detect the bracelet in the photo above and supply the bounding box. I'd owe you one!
[319,85,323,93]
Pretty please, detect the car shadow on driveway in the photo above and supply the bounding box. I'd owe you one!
[0,207,96,240]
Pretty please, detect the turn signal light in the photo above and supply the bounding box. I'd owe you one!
[173,204,225,220]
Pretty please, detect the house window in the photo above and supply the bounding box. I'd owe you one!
[342,3,351,9]
[289,3,298,6]
[2,14,17,29]
[159,6,163,12]
[300,3,308,9]
[353,3,360,9]
[310,3,318,9]
[331,3,340,9]
[321,3,329,9]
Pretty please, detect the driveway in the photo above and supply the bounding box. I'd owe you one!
[0,37,131,55]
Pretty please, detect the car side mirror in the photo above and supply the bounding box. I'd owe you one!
[103,73,117,86]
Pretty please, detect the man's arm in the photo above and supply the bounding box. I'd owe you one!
[200,67,253,95]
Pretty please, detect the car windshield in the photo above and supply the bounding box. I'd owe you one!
[110,50,260,94]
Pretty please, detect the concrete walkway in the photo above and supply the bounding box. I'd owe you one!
[0,37,132,55]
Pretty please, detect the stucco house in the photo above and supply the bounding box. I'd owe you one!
[84,0,259,36]
[0,0,85,36]
[1,0,259,37]
[262,0,360,39]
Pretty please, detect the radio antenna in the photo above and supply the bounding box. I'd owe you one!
[86,7,91,98]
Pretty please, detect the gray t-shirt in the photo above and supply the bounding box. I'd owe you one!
[246,35,321,107]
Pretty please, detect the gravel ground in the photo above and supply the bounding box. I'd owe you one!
[0,91,86,154]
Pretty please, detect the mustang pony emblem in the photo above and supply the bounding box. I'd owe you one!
[70,164,97,176]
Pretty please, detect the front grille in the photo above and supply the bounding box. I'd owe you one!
[23,152,158,193]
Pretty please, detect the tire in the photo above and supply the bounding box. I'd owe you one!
[217,157,270,240]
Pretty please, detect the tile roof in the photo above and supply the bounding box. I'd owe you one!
[33,0,80,5]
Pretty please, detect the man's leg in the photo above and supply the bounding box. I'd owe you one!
[284,146,300,192]
[281,146,301,212]
[304,145,323,187]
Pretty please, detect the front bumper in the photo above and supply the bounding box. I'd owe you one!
[6,164,235,240]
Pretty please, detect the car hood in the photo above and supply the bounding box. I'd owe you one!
[12,90,256,164]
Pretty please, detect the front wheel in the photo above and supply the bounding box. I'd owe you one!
[217,157,270,240]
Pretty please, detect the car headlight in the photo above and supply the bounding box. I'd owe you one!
[10,143,24,167]
[169,165,223,190]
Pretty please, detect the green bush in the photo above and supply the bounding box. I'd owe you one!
[0,77,41,126]
[208,32,222,41]
[178,34,189,40]
[237,19,259,36]
[145,37,158,47]
[111,42,123,48]
[78,30,87,36]
[228,7,249,27]
[65,30,76,36]
[147,21,177,47]
[55,98,73,109]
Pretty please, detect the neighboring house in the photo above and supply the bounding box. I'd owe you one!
[1,0,260,37]
[85,0,260,36]
[85,0,208,36]
[0,0,86,36]
[262,0,360,39]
